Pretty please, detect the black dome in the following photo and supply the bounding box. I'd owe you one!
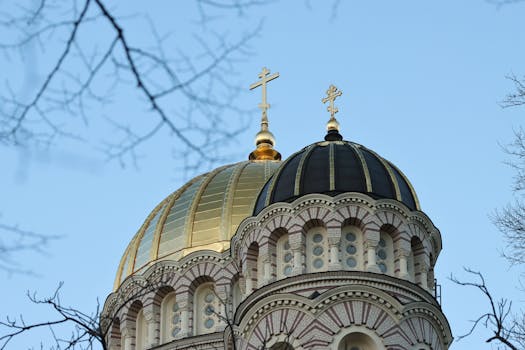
[253,140,420,215]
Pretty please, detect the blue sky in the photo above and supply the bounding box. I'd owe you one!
[1,1,525,349]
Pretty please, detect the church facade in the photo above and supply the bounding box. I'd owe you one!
[102,70,453,350]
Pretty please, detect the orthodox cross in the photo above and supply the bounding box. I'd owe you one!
[250,67,279,127]
[322,84,342,120]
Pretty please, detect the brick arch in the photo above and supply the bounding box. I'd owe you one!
[322,299,398,342]
[398,315,445,350]
[152,285,175,307]
[175,261,219,291]
[333,202,374,230]
[259,227,289,253]
[239,227,263,268]
[407,221,428,244]
[108,316,121,350]
[244,307,328,350]
[121,299,143,333]
[375,210,409,239]
[293,204,332,230]
[259,212,294,240]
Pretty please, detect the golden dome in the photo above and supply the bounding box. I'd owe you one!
[114,160,280,289]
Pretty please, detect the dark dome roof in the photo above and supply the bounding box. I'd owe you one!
[253,140,420,214]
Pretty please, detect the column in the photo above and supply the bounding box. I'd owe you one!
[365,239,380,273]
[176,295,190,338]
[290,231,304,275]
[397,249,410,280]
[143,306,159,348]
[328,235,341,270]
[292,248,303,275]
[120,323,133,350]
[419,265,429,290]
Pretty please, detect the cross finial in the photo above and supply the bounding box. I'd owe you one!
[248,67,281,161]
[250,67,279,130]
[322,84,342,121]
[322,84,343,141]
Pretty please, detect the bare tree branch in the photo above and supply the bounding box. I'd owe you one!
[501,74,525,108]
[450,268,521,350]
[0,0,264,173]
[0,219,59,275]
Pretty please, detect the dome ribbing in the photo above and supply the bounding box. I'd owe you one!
[254,140,420,215]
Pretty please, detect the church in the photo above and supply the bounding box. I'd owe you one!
[102,68,453,350]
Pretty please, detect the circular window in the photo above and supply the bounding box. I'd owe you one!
[172,315,180,324]
[172,302,179,312]
[313,246,324,256]
[284,252,293,262]
[379,238,386,247]
[284,265,292,276]
[378,262,387,273]
[172,327,180,337]
[313,258,324,269]
[377,249,387,259]
[204,293,215,303]
[346,244,356,255]
[204,318,215,329]
[313,233,323,243]
[345,232,356,242]
[205,305,215,316]
[284,241,290,250]
[346,257,357,268]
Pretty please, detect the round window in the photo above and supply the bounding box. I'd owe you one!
[313,258,324,269]
[204,318,215,329]
[345,232,356,242]
[204,293,215,303]
[378,262,387,273]
[172,315,180,324]
[377,249,387,260]
[346,244,356,255]
[172,327,180,337]
[313,246,324,256]
[346,257,357,268]
[379,238,386,247]
[284,240,291,250]
[313,233,323,243]
[284,252,293,262]
[205,305,215,316]
[284,265,292,276]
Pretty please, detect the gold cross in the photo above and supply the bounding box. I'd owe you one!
[322,84,342,120]
[250,67,279,125]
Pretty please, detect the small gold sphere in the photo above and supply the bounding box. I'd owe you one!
[255,129,276,146]
[327,117,340,132]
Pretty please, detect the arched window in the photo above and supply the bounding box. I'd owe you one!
[232,278,241,310]
[108,317,121,350]
[270,342,294,350]
[246,242,261,289]
[160,292,181,342]
[276,234,292,279]
[338,332,378,350]
[135,308,148,349]
[411,236,425,286]
[306,226,328,273]
[376,231,394,275]
[341,225,364,270]
[407,249,415,282]
[194,282,220,335]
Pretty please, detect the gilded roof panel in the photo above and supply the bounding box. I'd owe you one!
[114,161,280,290]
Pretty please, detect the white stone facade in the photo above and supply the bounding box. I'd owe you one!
[103,192,452,350]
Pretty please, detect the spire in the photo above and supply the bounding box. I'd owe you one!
[248,67,281,161]
[322,84,343,141]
